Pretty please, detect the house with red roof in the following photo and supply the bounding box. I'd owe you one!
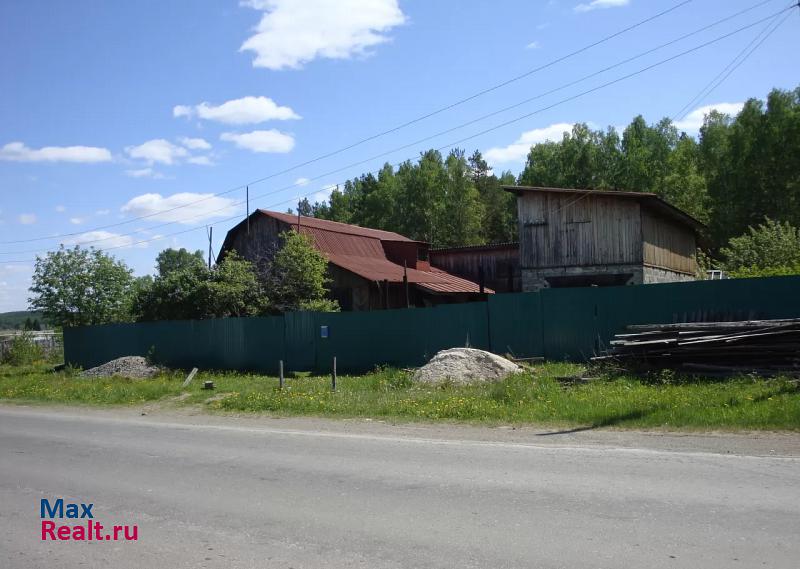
[218,210,491,311]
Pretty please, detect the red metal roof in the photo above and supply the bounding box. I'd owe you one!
[260,210,416,242]
[249,210,490,294]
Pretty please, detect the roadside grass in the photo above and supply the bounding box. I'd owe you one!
[0,364,184,405]
[1,362,798,430]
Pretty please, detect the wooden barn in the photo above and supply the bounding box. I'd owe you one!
[429,243,521,293]
[218,210,491,311]
[504,186,705,292]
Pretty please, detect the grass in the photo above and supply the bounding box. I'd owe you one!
[1,362,799,430]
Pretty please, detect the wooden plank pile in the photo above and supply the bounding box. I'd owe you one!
[592,319,800,377]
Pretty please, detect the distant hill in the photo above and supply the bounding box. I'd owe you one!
[0,311,48,331]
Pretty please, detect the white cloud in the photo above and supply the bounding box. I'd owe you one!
[575,0,630,13]
[55,205,66,213]
[294,177,311,187]
[69,217,86,225]
[120,192,239,224]
[125,139,189,165]
[178,137,212,150]
[64,230,149,250]
[186,156,214,166]
[0,142,112,163]
[484,122,573,164]
[18,213,37,225]
[174,96,299,124]
[525,41,540,50]
[220,129,295,153]
[95,209,110,216]
[125,167,166,179]
[674,102,744,133]
[240,0,406,70]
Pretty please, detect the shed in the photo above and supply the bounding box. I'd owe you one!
[503,186,705,291]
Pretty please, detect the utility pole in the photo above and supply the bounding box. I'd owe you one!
[246,185,250,235]
[207,226,213,269]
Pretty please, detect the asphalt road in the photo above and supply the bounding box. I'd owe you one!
[1,406,798,569]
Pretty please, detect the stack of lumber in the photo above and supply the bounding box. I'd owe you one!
[593,319,800,376]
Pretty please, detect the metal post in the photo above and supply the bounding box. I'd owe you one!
[279,360,284,390]
[403,260,410,308]
[207,226,213,269]
[331,356,337,392]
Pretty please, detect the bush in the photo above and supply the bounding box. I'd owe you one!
[1,332,44,366]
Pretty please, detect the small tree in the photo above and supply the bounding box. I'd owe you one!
[133,264,210,321]
[206,252,268,317]
[267,231,339,312]
[29,246,135,327]
[720,218,800,277]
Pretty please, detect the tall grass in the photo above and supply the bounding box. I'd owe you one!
[1,362,798,430]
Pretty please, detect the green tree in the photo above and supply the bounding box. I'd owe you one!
[720,219,800,277]
[206,252,268,317]
[701,88,800,245]
[133,264,210,321]
[296,198,313,217]
[267,231,339,312]
[438,149,483,247]
[155,247,206,277]
[29,246,135,327]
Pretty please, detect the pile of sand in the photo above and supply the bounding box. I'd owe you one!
[413,348,522,385]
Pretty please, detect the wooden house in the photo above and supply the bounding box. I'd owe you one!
[218,210,491,311]
[503,186,705,291]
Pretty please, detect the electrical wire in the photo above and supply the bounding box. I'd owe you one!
[0,0,699,246]
[1,2,787,257]
[3,2,795,262]
[673,4,793,121]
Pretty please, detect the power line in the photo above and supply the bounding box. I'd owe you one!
[1,2,784,257]
[673,4,792,121]
[2,4,793,261]
[0,0,697,246]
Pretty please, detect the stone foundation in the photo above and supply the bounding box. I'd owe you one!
[642,265,695,284]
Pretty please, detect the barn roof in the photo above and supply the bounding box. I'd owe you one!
[503,186,706,233]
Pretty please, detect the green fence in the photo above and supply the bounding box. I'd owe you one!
[64,276,800,374]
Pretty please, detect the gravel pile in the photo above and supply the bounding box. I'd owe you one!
[413,348,522,385]
[81,356,161,379]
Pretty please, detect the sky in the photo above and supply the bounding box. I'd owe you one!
[0,0,797,312]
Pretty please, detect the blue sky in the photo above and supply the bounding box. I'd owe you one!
[0,0,797,311]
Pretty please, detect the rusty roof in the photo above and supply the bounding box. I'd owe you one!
[260,210,417,242]
[503,186,706,233]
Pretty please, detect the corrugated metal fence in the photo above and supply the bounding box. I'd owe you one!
[64,276,800,373]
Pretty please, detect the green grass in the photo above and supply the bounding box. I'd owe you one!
[1,362,799,430]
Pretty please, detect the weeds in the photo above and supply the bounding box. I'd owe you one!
[0,361,798,430]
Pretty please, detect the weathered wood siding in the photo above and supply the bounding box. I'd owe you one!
[518,193,643,269]
[641,210,697,275]
[226,215,290,271]
[430,245,520,292]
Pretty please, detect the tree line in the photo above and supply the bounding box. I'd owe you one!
[301,86,800,270]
